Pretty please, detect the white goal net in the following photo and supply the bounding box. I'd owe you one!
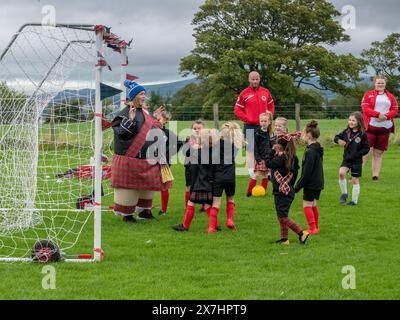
[0,24,126,262]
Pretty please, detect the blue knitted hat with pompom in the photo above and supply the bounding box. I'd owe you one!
[124,80,146,101]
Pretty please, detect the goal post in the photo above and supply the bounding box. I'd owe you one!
[0,23,130,263]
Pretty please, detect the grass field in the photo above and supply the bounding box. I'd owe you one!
[0,119,399,299]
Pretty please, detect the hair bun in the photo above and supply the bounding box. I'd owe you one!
[307,120,318,128]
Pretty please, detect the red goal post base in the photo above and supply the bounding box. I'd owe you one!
[0,248,104,263]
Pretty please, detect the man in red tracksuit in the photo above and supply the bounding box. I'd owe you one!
[234,71,275,191]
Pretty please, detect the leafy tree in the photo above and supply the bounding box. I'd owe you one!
[148,91,164,108]
[51,99,88,123]
[325,82,370,119]
[361,33,400,97]
[180,0,365,107]
[170,83,208,120]
[0,82,27,124]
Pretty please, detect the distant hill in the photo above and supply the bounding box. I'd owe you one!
[47,76,372,106]
[145,78,199,96]
[49,78,199,105]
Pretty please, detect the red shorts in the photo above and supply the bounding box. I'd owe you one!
[366,125,391,151]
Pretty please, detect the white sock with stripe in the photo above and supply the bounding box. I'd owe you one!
[339,179,347,195]
[352,184,360,204]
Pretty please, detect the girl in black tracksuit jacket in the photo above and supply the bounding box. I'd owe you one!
[207,122,244,234]
[334,112,370,206]
[183,120,205,210]
[172,129,219,232]
[264,135,309,245]
[294,120,324,236]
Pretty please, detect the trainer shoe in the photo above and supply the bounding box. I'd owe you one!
[299,231,310,244]
[122,215,137,223]
[275,239,290,246]
[372,176,379,181]
[158,210,167,216]
[171,224,188,232]
[346,201,357,206]
[246,193,252,197]
[138,209,155,220]
[340,193,348,204]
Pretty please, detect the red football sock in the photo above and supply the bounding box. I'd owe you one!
[312,206,320,230]
[247,179,257,194]
[206,206,220,229]
[208,207,220,234]
[261,178,269,191]
[226,201,236,229]
[161,190,169,213]
[183,204,195,230]
[304,206,318,235]
[185,192,190,207]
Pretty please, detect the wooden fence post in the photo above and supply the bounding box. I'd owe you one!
[50,105,56,144]
[213,103,219,129]
[295,103,301,132]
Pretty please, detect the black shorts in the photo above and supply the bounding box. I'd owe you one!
[341,161,362,178]
[185,166,191,187]
[303,189,321,202]
[243,124,260,153]
[274,194,294,217]
[213,180,235,198]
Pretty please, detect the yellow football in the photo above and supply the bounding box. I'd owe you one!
[252,186,266,197]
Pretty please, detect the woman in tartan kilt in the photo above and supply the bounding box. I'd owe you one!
[172,129,219,232]
[111,80,172,222]
[264,134,310,245]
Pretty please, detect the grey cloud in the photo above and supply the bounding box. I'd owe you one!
[0,0,399,82]
[331,0,400,31]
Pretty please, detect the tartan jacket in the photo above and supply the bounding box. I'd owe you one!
[264,149,299,197]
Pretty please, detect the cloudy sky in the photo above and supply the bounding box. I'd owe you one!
[0,0,399,85]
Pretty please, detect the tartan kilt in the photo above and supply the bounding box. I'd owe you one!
[189,191,213,205]
[111,155,172,191]
[254,160,270,172]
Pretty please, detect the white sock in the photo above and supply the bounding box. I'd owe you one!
[339,179,347,195]
[352,184,360,204]
[248,168,255,179]
[135,206,144,213]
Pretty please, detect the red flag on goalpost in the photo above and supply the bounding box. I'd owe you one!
[96,51,112,71]
[126,74,139,81]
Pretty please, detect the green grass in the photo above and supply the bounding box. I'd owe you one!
[0,119,399,299]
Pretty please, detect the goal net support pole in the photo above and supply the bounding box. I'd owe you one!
[120,47,128,109]
[93,28,104,262]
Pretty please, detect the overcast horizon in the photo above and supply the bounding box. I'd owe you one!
[0,0,399,85]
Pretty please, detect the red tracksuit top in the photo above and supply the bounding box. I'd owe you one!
[361,89,398,133]
[234,86,275,125]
